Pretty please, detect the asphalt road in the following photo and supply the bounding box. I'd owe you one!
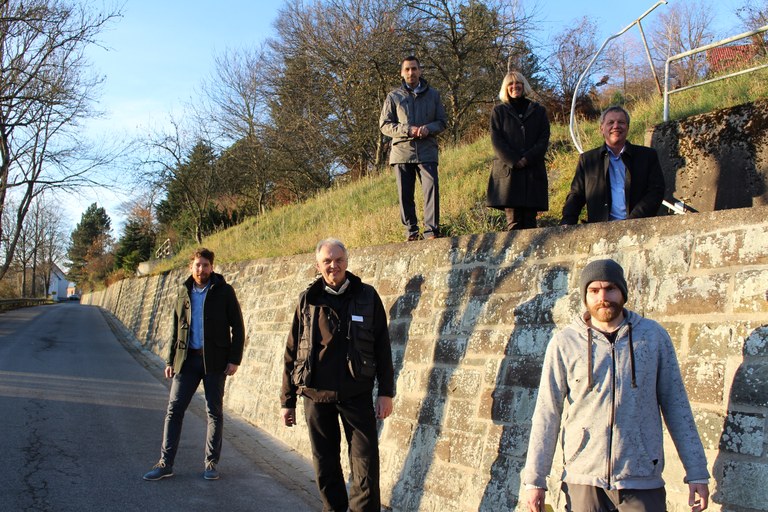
[0,302,319,512]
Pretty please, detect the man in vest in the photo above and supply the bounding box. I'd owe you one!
[281,238,395,512]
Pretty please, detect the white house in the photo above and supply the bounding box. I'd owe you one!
[48,263,70,301]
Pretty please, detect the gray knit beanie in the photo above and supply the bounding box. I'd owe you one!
[579,259,628,303]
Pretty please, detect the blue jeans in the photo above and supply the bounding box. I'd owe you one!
[159,353,226,466]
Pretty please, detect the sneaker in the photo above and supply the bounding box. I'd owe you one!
[407,233,422,241]
[203,461,219,480]
[143,461,173,481]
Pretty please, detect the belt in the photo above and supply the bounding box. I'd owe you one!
[188,348,204,355]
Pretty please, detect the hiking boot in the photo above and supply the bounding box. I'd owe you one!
[143,461,173,481]
[203,461,219,480]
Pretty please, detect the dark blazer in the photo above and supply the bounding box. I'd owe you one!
[167,272,245,374]
[486,100,550,211]
[561,141,665,225]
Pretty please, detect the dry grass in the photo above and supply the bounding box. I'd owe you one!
[151,69,768,272]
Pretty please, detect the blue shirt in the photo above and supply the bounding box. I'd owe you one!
[607,146,627,220]
[189,283,209,350]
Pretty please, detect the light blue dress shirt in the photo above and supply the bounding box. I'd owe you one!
[189,283,209,350]
[607,146,627,220]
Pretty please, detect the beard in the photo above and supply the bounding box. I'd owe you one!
[588,301,623,324]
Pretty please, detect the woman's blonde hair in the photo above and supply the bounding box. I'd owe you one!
[498,71,533,103]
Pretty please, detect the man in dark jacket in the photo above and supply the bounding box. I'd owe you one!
[561,106,665,225]
[380,56,447,241]
[143,248,245,481]
[281,238,395,512]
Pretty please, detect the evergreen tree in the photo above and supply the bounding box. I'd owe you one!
[67,203,112,287]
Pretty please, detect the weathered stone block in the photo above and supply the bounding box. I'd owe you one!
[649,274,729,315]
[692,230,744,269]
[434,430,484,467]
[730,361,768,407]
[467,329,509,355]
[688,323,739,357]
[658,321,685,351]
[716,460,768,510]
[434,337,468,364]
[718,411,765,456]
[681,357,725,404]
[744,324,768,357]
[444,398,480,432]
[733,269,768,313]
[501,356,544,389]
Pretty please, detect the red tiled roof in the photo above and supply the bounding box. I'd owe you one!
[707,44,759,73]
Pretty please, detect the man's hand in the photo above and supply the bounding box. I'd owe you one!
[376,396,393,419]
[281,408,297,427]
[164,366,174,379]
[224,363,239,376]
[526,488,545,512]
[689,483,709,512]
[416,126,430,138]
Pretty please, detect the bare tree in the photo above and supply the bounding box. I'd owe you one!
[196,46,278,213]
[736,0,768,30]
[649,0,715,86]
[546,16,602,121]
[268,0,406,180]
[402,0,533,142]
[0,0,121,280]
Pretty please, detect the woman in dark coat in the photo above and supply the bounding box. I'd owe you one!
[486,71,550,230]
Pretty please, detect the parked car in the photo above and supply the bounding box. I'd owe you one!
[67,294,80,301]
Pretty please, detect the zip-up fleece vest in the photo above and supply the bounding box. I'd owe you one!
[292,280,378,390]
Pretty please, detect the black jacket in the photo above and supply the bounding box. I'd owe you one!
[281,272,395,408]
[167,272,245,374]
[486,100,550,211]
[561,141,665,225]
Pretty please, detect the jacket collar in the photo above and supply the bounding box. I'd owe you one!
[184,272,224,291]
[401,78,429,95]
[306,271,362,303]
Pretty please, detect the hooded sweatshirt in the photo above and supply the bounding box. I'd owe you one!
[523,309,710,490]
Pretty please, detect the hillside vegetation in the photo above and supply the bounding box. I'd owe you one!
[153,69,768,273]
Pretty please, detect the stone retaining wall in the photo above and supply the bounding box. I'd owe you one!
[83,206,768,511]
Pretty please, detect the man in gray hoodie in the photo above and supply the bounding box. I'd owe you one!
[380,56,446,241]
[523,259,710,511]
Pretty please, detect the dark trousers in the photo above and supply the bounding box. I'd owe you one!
[303,394,381,512]
[394,162,440,237]
[504,207,537,230]
[563,483,667,512]
[160,353,227,466]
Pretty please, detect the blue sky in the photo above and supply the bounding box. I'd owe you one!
[74,0,743,230]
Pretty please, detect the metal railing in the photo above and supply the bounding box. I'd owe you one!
[155,238,172,259]
[0,298,52,313]
[663,25,768,121]
[569,0,667,154]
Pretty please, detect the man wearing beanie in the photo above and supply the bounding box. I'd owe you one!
[523,259,710,512]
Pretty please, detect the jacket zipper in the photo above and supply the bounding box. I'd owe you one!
[607,341,616,488]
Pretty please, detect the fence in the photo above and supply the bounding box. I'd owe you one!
[663,25,768,121]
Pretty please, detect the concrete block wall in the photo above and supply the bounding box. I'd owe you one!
[83,206,768,511]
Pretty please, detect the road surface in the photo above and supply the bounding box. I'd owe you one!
[0,302,319,511]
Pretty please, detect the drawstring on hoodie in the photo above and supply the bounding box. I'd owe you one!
[628,322,637,388]
[587,329,594,391]
[586,318,637,390]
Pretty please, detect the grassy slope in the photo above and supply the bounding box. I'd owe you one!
[154,69,768,272]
